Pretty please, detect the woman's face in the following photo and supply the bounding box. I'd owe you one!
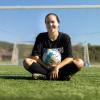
[45,15,59,33]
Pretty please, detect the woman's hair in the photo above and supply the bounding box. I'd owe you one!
[45,13,60,23]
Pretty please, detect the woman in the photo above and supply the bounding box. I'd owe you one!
[23,13,84,80]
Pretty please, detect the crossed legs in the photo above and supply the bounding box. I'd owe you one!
[23,58,84,80]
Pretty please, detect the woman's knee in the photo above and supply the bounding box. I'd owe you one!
[23,58,36,69]
[73,58,84,70]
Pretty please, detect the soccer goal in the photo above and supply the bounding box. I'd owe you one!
[0,5,100,66]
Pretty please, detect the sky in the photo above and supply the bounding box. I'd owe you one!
[0,0,100,45]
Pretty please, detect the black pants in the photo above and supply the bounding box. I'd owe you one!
[26,62,79,80]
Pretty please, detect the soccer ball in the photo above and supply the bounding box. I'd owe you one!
[42,49,61,66]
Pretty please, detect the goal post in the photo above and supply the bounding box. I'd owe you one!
[11,42,19,65]
[0,5,100,10]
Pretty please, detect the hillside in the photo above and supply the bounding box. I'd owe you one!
[0,41,100,63]
[0,41,33,61]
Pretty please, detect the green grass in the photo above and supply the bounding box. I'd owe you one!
[0,65,100,100]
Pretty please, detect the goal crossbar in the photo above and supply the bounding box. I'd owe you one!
[0,5,100,10]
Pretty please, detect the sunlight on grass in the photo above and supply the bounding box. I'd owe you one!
[0,65,100,100]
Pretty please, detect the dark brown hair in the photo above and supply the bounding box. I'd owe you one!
[45,13,60,23]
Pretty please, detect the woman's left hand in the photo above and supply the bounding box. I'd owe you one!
[50,66,59,80]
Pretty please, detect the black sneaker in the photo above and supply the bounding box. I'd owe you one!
[59,75,72,81]
[66,75,72,81]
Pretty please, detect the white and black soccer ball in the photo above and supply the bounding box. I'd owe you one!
[42,49,61,66]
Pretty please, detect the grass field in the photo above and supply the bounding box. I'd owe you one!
[0,65,100,100]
